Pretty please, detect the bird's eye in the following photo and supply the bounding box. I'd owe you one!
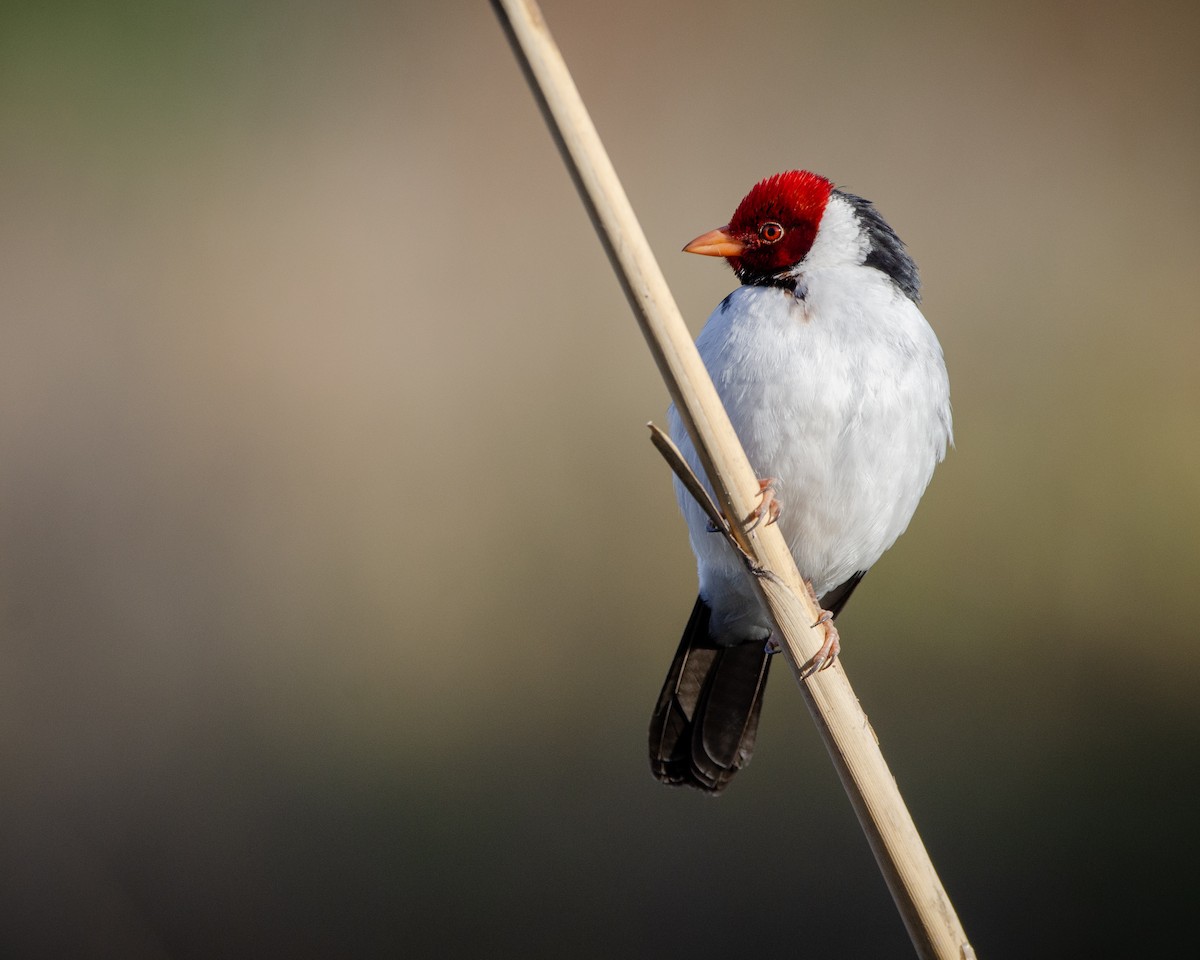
[758,222,784,243]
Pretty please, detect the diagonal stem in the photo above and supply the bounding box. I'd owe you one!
[490,2,975,957]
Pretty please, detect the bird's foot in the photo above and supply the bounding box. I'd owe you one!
[743,477,781,532]
[797,579,840,678]
[704,478,780,534]
[798,610,840,678]
[760,614,838,673]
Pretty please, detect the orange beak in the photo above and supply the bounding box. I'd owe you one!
[682,225,746,258]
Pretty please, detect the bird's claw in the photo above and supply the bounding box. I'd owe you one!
[798,609,840,679]
[743,477,781,533]
[704,478,780,534]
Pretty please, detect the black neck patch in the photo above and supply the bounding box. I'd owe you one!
[736,269,800,294]
[833,190,921,303]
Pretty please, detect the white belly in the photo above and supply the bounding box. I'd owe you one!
[669,280,951,643]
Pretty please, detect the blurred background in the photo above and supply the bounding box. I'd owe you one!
[2,0,1198,956]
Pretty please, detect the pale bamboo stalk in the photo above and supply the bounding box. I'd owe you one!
[490,2,975,957]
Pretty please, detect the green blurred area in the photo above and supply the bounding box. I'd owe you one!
[2,0,1198,956]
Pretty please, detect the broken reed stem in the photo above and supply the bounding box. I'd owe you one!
[490,2,974,958]
[646,424,733,544]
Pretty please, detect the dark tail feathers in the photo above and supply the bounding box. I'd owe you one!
[648,572,865,794]
[648,598,771,794]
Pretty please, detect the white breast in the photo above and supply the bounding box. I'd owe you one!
[669,270,951,643]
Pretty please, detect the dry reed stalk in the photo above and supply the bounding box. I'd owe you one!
[491,2,975,957]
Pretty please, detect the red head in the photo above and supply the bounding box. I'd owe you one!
[683,171,834,283]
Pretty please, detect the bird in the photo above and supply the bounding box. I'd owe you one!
[649,170,952,793]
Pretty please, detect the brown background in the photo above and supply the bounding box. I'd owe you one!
[3,0,1198,956]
